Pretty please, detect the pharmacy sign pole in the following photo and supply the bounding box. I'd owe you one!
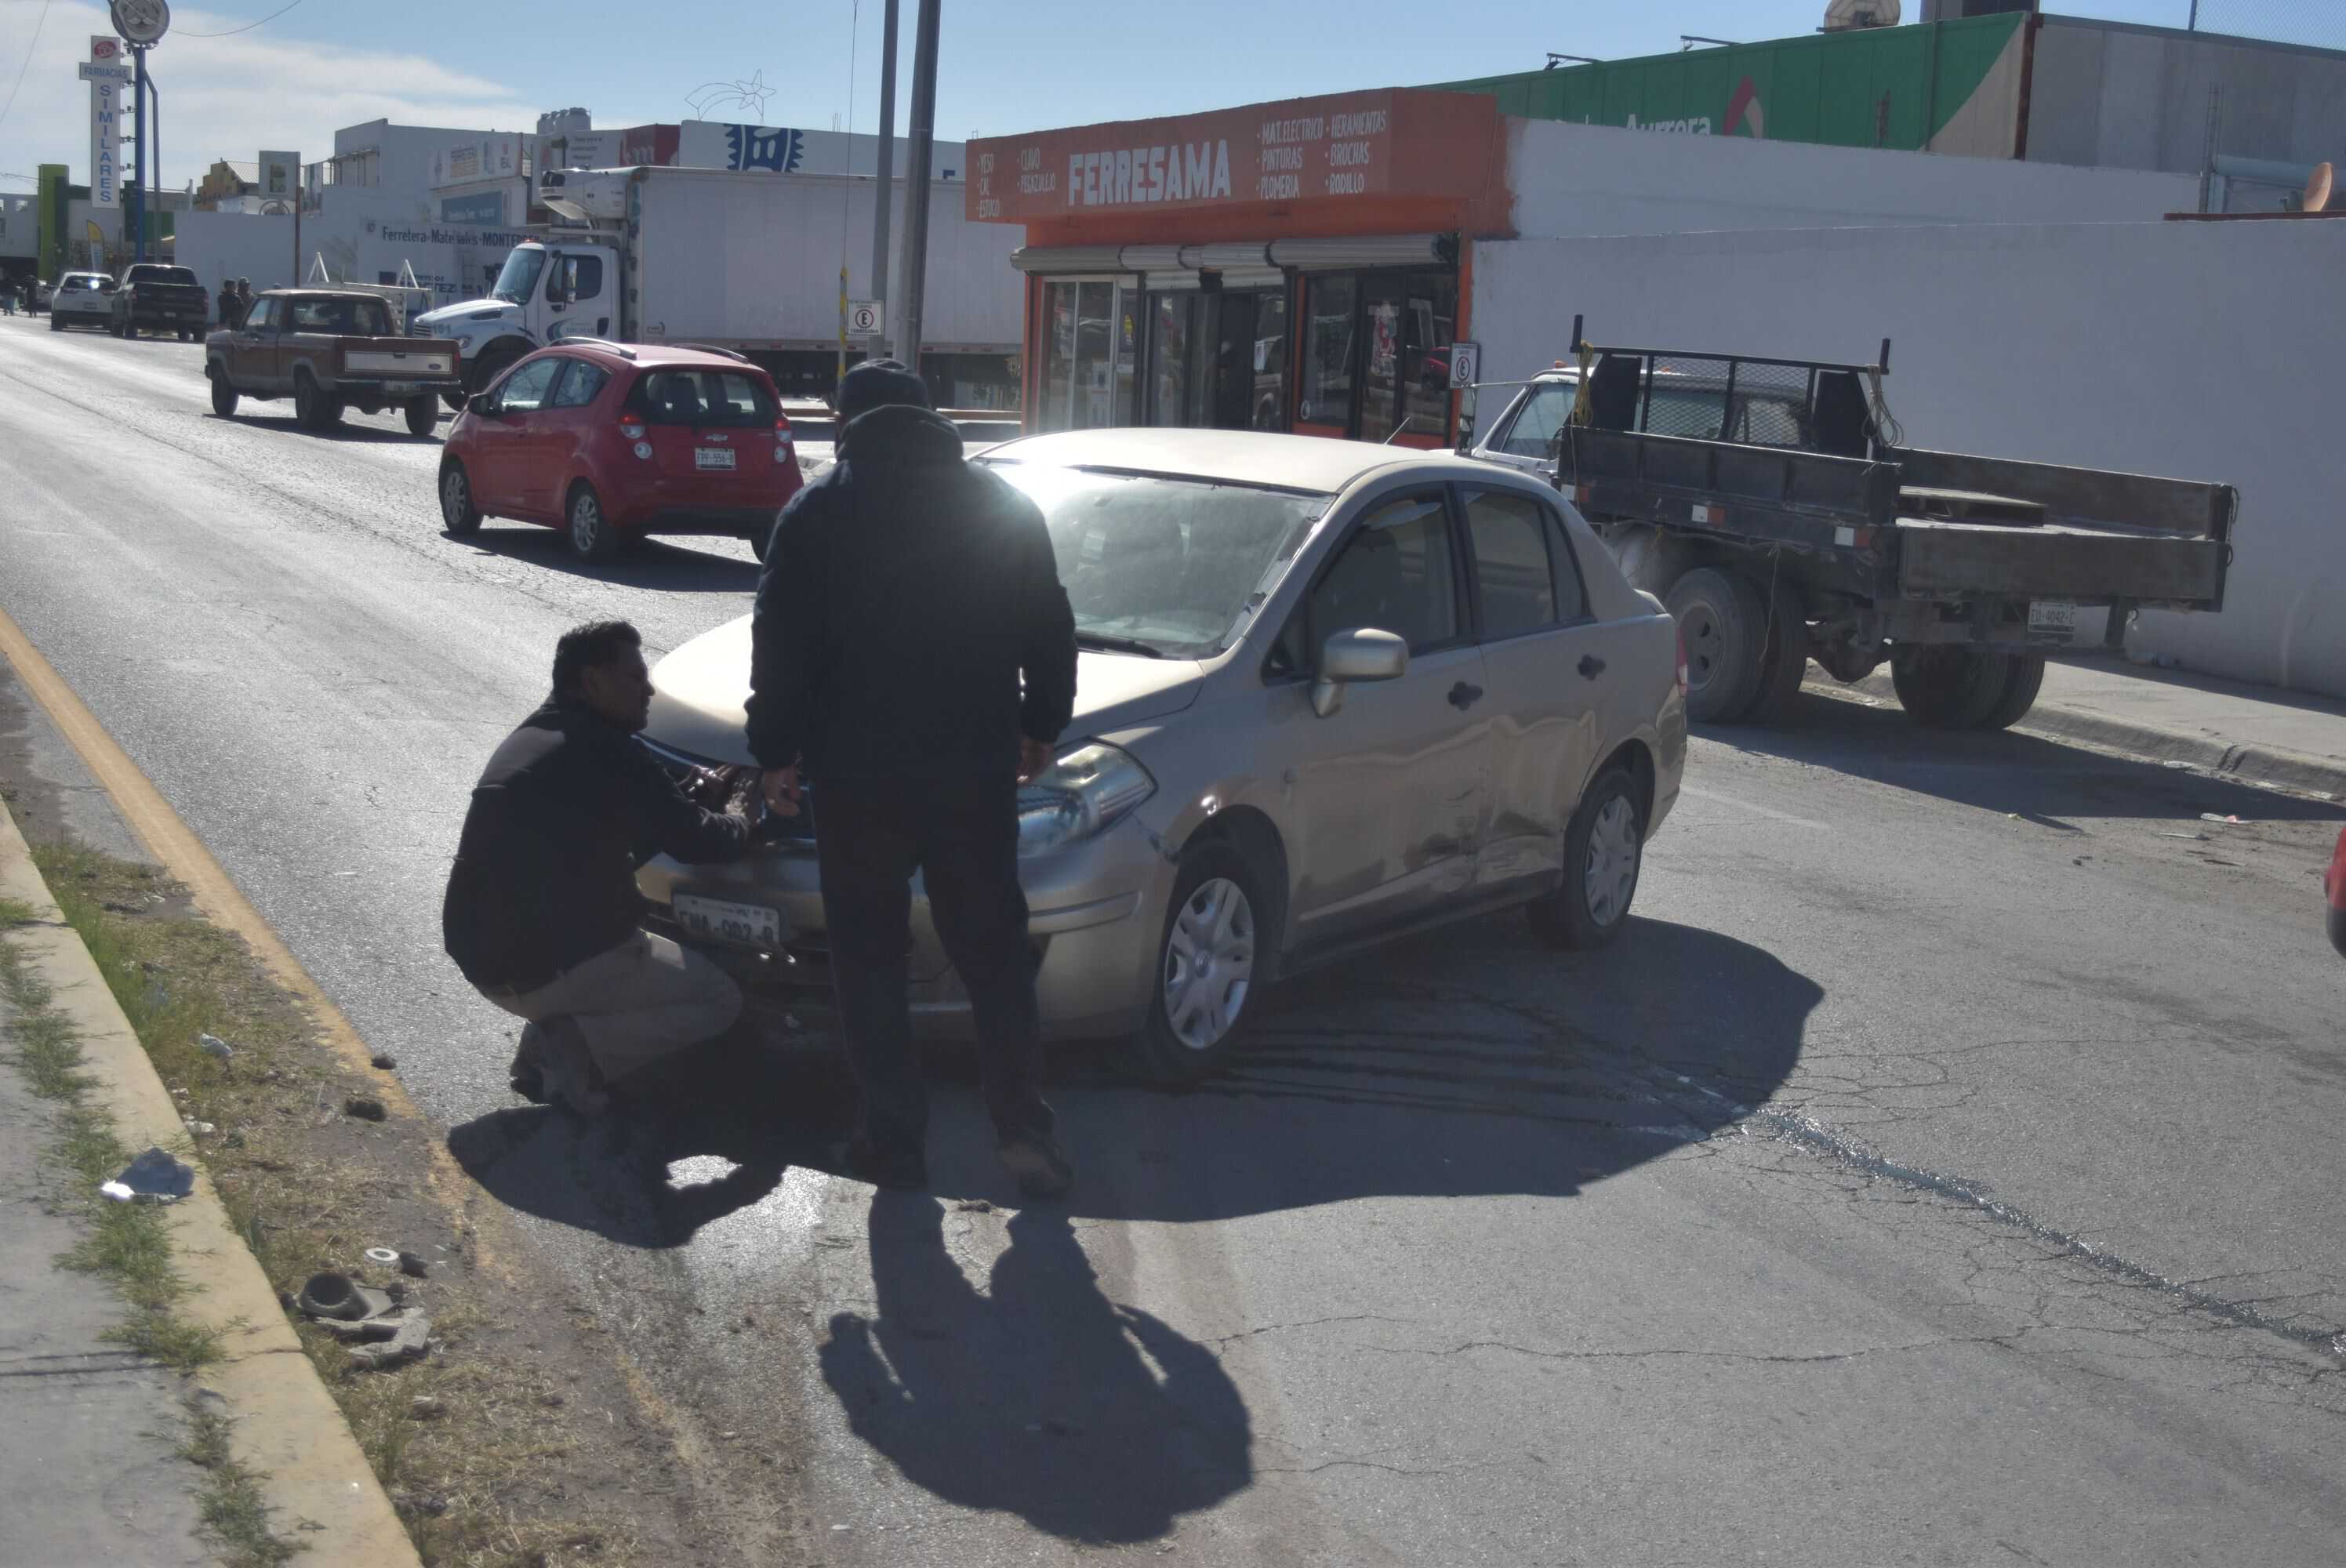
[111,0,169,263]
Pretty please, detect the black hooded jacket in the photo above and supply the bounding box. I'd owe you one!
[745,403,1077,779]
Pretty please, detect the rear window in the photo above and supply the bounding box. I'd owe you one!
[627,368,777,428]
[129,266,199,285]
[286,296,392,336]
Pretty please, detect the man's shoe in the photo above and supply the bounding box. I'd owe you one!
[508,1025,551,1104]
[997,1132,1074,1200]
[841,1136,928,1192]
[536,1019,611,1118]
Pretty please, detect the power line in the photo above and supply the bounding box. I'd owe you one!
[183,0,308,39]
[0,0,56,133]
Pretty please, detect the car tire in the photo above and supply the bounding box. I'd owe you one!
[1743,576,1811,724]
[1528,767,1644,951]
[294,372,343,431]
[1975,653,2047,732]
[209,374,238,418]
[567,482,619,561]
[48,314,63,332]
[177,328,193,343]
[1131,841,1270,1085]
[441,390,468,413]
[405,398,438,438]
[1891,646,2011,729]
[111,318,129,339]
[1665,567,1769,724]
[439,460,483,535]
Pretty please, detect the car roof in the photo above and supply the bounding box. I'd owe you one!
[980,428,1512,495]
[260,288,386,302]
[531,341,771,376]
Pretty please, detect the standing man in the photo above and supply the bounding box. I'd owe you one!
[747,361,1078,1197]
[445,620,754,1114]
[234,278,253,327]
[216,277,238,329]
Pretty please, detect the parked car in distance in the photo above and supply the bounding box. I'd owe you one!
[30,279,53,313]
[48,272,117,332]
[110,263,209,341]
[631,428,1689,1081]
[2326,826,2345,957]
[206,289,460,436]
[438,341,804,561]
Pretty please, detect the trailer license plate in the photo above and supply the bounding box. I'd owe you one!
[2028,601,2079,637]
[695,448,736,470]
[674,894,783,950]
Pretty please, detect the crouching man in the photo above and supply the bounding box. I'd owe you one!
[444,619,752,1112]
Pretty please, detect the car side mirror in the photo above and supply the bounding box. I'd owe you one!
[1311,628,1408,718]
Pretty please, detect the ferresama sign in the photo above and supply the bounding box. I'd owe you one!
[969,88,1498,225]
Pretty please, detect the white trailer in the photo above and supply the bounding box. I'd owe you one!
[413,165,1022,405]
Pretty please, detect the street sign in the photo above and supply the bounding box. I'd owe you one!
[848,299,884,338]
[110,0,170,46]
[1448,340,1483,390]
[78,62,134,83]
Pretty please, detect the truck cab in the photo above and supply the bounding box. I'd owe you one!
[413,238,619,398]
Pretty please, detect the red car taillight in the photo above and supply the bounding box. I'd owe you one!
[774,416,794,458]
[618,418,645,441]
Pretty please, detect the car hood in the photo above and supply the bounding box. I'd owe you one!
[643,614,1206,765]
[415,302,514,329]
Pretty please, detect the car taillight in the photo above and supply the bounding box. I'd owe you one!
[774,416,793,456]
[619,419,645,441]
[1676,630,1690,695]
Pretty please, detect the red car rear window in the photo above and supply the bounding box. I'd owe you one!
[627,368,778,429]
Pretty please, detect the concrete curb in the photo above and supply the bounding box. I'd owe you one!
[0,808,422,1567]
[1823,672,2346,800]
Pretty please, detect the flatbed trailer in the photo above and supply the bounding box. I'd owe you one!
[1466,324,2238,728]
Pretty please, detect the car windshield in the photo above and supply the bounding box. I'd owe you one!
[287,296,391,335]
[490,248,546,305]
[987,464,1328,659]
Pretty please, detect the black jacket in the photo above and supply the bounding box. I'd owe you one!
[442,696,748,990]
[745,404,1077,779]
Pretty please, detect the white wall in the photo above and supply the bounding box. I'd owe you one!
[1506,118,2198,239]
[1472,220,2346,698]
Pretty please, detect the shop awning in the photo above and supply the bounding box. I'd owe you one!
[1009,232,1451,287]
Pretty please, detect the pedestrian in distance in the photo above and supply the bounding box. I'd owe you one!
[1,282,15,317]
[747,359,1080,1198]
[233,278,252,326]
[216,278,238,329]
[444,620,757,1116]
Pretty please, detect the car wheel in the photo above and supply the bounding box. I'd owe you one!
[1891,646,2010,729]
[1130,842,1268,1084]
[1976,653,2047,732]
[177,328,193,343]
[111,318,128,339]
[1529,768,1644,950]
[441,390,468,413]
[293,372,343,431]
[209,373,238,418]
[48,314,63,332]
[1665,567,1769,724]
[404,398,438,438]
[440,460,484,535]
[1743,577,1810,724]
[567,482,619,561]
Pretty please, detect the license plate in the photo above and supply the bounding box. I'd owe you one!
[695,448,736,470]
[673,893,783,950]
[2028,600,2079,637]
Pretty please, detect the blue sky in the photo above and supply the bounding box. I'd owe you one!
[0,0,2230,191]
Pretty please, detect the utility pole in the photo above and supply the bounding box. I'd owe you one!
[892,0,940,387]
[130,47,147,260]
[868,0,899,360]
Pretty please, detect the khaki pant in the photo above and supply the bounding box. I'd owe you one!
[480,930,741,1084]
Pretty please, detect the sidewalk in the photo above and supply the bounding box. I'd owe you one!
[1829,653,2346,797]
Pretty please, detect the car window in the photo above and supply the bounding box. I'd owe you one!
[628,368,776,428]
[242,298,276,331]
[1298,492,1458,659]
[551,254,602,303]
[60,277,88,294]
[1462,490,1557,638]
[496,358,564,415]
[549,359,612,408]
[1498,383,1575,459]
[286,296,390,334]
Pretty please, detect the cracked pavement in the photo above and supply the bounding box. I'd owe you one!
[4,317,2345,1564]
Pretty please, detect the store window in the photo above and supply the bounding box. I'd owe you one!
[1151,294,1195,426]
[1298,274,1356,430]
[1040,279,1137,430]
[1358,272,1457,446]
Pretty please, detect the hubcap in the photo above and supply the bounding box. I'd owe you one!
[1681,603,1723,695]
[442,472,465,523]
[571,495,599,551]
[1583,796,1641,927]
[1163,877,1255,1052]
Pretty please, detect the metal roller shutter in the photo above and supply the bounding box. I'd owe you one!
[1266,233,1451,269]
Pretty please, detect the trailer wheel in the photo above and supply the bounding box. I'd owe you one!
[1665,568,1768,724]
[1976,653,2047,732]
[1890,646,2010,729]
[1744,579,1811,724]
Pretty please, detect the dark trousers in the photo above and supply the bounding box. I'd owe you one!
[813,771,1051,1154]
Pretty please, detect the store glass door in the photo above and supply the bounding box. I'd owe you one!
[1041,279,1138,431]
[1211,289,1289,432]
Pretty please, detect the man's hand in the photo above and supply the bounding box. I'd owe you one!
[762,765,804,817]
[1017,736,1055,784]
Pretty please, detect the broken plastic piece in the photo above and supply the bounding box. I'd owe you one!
[364,1247,401,1268]
[348,1313,431,1370]
[2200,813,2244,825]
[101,1147,194,1203]
[397,1252,428,1279]
[183,1119,216,1136]
[197,1033,234,1059]
[296,1270,395,1323]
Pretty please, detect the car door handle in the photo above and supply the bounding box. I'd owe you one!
[1578,655,1607,681]
[1448,681,1484,710]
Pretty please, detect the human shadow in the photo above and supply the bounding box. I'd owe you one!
[445,1025,857,1247]
[448,527,761,590]
[819,1193,1251,1544]
[1716,685,2346,827]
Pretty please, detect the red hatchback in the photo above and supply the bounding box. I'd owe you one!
[437,342,803,561]
[2327,826,2346,957]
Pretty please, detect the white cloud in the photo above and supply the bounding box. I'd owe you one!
[0,2,542,191]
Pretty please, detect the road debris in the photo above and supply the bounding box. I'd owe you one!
[182,1118,216,1136]
[296,1271,394,1322]
[197,1033,234,1059]
[348,1313,433,1370]
[398,1251,429,1279]
[364,1247,401,1269]
[409,1396,446,1420]
[343,1095,388,1122]
[2200,813,2244,825]
[100,1146,195,1203]
[2154,831,2209,841]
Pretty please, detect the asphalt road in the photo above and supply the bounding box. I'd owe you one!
[5,315,2344,1566]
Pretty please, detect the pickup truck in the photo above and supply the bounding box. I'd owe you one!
[110,263,210,341]
[206,289,463,436]
[1468,325,2239,730]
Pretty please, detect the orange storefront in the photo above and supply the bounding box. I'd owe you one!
[967,88,1509,447]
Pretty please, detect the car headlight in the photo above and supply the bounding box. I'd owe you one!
[1016,742,1155,858]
